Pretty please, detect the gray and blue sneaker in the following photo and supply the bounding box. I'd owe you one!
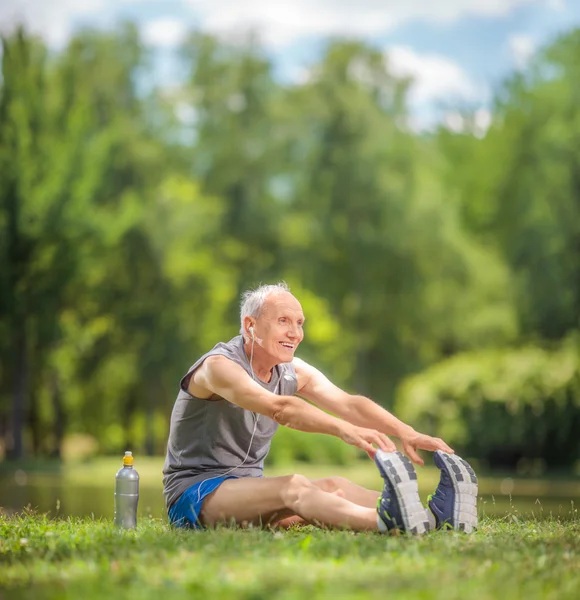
[374,450,430,535]
[428,451,478,533]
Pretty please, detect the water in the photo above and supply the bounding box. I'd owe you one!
[0,477,165,520]
[0,468,578,521]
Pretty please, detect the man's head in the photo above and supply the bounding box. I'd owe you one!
[240,282,305,363]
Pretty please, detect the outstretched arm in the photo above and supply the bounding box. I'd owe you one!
[193,355,393,457]
[293,357,453,465]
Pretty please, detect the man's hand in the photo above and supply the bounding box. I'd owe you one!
[339,423,397,458]
[401,431,454,466]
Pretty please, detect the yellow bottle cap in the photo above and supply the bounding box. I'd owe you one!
[123,451,134,466]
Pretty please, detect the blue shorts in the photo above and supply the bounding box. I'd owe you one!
[168,476,238,529]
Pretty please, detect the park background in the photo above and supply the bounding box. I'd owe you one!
[1,0,580,523]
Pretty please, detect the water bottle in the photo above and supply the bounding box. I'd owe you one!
[114,451,139,529]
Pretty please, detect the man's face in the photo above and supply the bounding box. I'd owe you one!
[253,292,305,363]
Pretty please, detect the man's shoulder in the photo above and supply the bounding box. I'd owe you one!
[197,336,244,365]
[291,356,315,373]
[202,352,246,376]
[190,337,246,380]
[206,335,243,355]
[291,356,308,368]
[203,354,232,367]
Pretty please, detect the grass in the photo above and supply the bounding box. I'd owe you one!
[2,458,579,598]
[1,512,579,600]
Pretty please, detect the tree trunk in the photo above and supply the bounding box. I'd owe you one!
[28,388,41,456]
[8,320,28,460]
[4,156,28,460]
[51,371,66,459]
[144,386,155,456]
[28,351,42,456]
[123,391,137,452]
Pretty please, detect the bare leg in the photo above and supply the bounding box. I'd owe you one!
[273,488,346,529]
[273,477,380,529]
[312,476,380,508]
[199,474,379,531]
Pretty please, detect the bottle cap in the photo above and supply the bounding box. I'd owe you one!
[123,451,134,466]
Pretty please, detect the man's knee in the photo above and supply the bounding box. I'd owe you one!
[314,476,351,494]
[281,474,315,510]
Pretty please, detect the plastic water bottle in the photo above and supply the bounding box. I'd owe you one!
[114,451,139,529]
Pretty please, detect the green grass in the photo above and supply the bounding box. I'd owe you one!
[1,512,579,600]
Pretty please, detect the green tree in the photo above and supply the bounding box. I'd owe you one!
[180,32,286,304]
[0,24,173,458]
[445,29,580,342]
[276,40,516,400]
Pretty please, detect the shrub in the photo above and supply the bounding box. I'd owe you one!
[266,426,358,466]
[395,337,580,469]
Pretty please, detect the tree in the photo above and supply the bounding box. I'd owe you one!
[446,29,580,342]
[275,40,516,400]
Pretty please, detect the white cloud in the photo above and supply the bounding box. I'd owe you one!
[547,0,566,10]
[174,102,198,126]
[142,18,188,47]
[284,46,486,132]
[0,0,106,47]
[286,65,313,86]
[444,111,466,132]
[473,107,492,136]
[508,34,536,68]
[0,0,542,133]
[384,46,488,131]
[185,0,542,48]
[0,0,552,50]
[387,45,483,107]
[442,107,492,136]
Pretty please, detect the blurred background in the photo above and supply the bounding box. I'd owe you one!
[1,0,579,521]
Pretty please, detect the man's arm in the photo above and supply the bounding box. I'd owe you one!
[194,355,393,457]
[294,357,453,465]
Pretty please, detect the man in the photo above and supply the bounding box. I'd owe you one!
[163,282,478,534]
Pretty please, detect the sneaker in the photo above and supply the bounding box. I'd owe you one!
[374,450,430,535]
[428,451,478,533]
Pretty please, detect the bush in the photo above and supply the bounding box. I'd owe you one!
[266,427,358,467]
[395,337,580,469]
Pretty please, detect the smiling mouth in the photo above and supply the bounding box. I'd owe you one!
[279,342,295,350]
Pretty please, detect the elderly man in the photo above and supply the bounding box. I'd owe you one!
[163,283,478,534]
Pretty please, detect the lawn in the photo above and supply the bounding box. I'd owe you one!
[1,512,579,600]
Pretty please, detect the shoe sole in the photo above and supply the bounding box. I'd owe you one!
[433,451,478,533]
[375,450,430,535]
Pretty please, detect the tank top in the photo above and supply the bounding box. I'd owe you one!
[162,335,298,510]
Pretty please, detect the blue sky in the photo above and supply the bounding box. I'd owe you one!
[2,0,580,130]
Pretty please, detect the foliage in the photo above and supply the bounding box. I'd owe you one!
[395,336,580,468]
[265,428,359,466]
[1,513,579,599]
[1,23,579,463]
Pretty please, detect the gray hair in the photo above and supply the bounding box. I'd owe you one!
[240,282,291,336]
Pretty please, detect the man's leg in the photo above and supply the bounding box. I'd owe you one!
[271,477,379,529]
[201,451,430,534]
[312,477,380,508]
[199,474,379,531]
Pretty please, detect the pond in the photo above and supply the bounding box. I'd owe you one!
[1,460,578,523]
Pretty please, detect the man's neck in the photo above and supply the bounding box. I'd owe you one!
[243,341,276,383]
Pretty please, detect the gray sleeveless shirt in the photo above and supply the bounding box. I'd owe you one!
[162,335,298,509]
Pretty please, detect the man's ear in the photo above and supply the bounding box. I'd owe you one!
[243,317,254,340]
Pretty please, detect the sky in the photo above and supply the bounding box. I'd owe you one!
[1,0,579,129]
